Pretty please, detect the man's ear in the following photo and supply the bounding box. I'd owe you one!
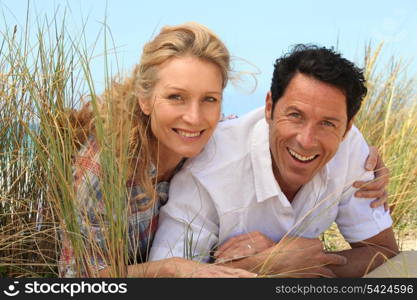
[265,91,273,121]
[138,96,151,116]
[343,117,354,139]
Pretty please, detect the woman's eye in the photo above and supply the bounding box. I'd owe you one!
[204,96,218,103]
[168,94,182,101]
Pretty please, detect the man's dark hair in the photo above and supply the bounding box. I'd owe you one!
[270,44,367,122]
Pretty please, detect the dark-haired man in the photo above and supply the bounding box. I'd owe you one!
[149,45,398,277]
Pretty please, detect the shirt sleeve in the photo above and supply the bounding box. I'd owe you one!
[336,128,392,243]
[149,168,219,263]
[59,148,109,277]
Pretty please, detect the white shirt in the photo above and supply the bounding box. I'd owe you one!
[149,107,392,262]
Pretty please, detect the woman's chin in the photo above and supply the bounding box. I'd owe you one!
[174,147,204,159]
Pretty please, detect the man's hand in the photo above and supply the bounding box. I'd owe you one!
[260,236,347,277]
[354,146,390,210]
[214,232,275,262]
[217,236,347,278]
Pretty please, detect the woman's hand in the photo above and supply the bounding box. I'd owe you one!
[355,146,390,211]
[165,257,257,278]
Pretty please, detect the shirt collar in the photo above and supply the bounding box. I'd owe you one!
[250,118,291,207]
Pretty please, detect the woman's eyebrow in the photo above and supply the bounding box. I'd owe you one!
[163,85,187,91]
[164,85,222,95]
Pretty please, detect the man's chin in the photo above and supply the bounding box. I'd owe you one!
[284,173,315,190]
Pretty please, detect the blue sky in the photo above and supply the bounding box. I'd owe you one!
[1,0,416,115]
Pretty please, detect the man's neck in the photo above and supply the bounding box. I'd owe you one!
[279,185,299,203]
[272,166,301,203]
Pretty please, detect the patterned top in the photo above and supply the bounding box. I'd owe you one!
[58,137,179,277]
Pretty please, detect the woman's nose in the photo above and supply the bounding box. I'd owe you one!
[182,102,202,125]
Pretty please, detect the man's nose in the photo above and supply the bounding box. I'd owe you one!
[296,124,318,150]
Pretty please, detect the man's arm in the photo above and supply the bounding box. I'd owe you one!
[214,228,398,278]
[334,126,397,277]
[327,227,399,277]
[216,235,347,277]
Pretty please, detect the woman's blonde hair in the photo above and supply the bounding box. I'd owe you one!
[72,22,231,202]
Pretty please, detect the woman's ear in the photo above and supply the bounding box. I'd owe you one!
[138,97,151,116]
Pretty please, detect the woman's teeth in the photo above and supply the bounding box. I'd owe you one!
[176,130,202,138]
[288,148,317,162]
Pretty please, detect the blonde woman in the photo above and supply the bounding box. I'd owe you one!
[59,22,388,278]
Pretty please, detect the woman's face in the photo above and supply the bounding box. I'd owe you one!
[140,56,223,162]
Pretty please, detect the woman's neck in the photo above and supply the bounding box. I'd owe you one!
[154,142,183,182]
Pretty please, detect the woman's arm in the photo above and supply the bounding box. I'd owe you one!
[98,257,256,278]
[354,145,390,210]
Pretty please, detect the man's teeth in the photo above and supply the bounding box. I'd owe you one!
[177,130,201,138]
[288,148,316,162]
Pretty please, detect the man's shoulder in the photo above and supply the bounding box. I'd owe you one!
[183,107,266,175]
[213,106,265,147]
[335,125,367,155]
[327,125,370,183]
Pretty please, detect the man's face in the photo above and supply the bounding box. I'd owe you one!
[265,73,353,197]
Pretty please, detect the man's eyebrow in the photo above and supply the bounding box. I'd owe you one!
[285,105,302,112]
[322,116,343,123]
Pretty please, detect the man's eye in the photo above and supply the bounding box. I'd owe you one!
[322,120,336,127]
[168,94,182,101]
[288,112,301,119]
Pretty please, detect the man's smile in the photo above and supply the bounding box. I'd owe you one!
[287,147,319,163]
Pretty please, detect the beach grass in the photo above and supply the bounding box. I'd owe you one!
[0,11,416,278]
[0,8,132,277]
[321,43,417,253]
